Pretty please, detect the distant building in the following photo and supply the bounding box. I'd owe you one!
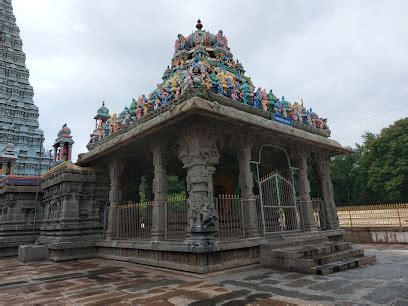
[0,0,49,176]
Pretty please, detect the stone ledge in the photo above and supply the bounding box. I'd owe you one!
[78,96,350,165]
[96,237,266,253]
[342,227,408,244]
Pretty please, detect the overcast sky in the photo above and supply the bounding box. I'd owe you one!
[13,0,408,160]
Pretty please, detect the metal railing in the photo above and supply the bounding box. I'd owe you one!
[337,203,408,228]
[117,201,153,239]
[259,173,300,234]
[108,195,250,241]
[165,196,188,240]
[215,195,245,239]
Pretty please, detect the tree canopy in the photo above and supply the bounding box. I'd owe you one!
[331,118,408,204]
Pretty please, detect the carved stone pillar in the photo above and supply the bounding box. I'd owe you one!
[233,137,259,237]
[178,126,221,249]
[106,157,124,240]
[151,140,168,242]
[315,153,339,230]
[291,149,317,232]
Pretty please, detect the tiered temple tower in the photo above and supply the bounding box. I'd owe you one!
[0,0,49,176]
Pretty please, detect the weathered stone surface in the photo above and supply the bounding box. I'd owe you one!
[343,227,408,244]
[232,136,259,237]
[18,244,48,262]
[0,178,42,257]
[38,162,109,247]
[0,244,404,305]
[291,149,317,232]
[151,140,168,241]
[314,153,340,230]
[105,157,123,240]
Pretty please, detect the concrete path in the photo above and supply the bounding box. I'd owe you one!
[0,244,407,305]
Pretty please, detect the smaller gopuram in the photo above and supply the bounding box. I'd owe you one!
[52,124,74,164]
[87,102,110,149]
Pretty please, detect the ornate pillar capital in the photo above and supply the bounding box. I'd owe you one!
[178,125,221,168]
[313,153,331,178]
[290,148,311,162]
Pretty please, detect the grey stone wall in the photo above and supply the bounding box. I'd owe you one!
[38,162,109,244]
[0,184,41,257]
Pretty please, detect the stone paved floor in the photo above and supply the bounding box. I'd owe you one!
[0,244,407,305]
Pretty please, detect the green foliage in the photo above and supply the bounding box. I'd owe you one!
[331,118,408,203]
[366,119,408,201]
[167,175,186,195]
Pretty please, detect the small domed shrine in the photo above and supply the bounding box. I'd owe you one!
[1,20,374,274]
[52,123,74,164]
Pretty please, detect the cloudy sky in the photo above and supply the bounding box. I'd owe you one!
[13,0,408,160]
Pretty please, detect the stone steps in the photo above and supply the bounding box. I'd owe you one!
[270,241,352,259]
[260,237,376,275]
[298,248,364,269]
[310,255,377,275]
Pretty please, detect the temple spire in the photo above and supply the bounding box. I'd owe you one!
[0,0,49,175]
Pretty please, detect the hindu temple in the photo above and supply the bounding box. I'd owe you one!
[0,18,375,274]
[0,0,49,176]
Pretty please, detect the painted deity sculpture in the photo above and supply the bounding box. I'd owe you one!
[240,81,252,105]
[253,88,262,109]
[261,89,269,111]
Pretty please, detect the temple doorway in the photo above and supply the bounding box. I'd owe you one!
[255,145,300,234]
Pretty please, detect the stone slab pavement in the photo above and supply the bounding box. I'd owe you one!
[0,244,407,305]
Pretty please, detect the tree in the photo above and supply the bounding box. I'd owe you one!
[331,118,408,204]
[366,118,408,201]
[331,150,356,203]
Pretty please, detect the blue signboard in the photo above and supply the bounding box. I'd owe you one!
[273,113,292,126]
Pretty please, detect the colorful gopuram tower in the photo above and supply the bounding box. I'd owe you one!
[0,0,49,176]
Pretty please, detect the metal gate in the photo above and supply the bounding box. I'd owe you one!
[259,172,300,234]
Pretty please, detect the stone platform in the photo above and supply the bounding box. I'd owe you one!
[0,244,406,305]
[43,230,375,275]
